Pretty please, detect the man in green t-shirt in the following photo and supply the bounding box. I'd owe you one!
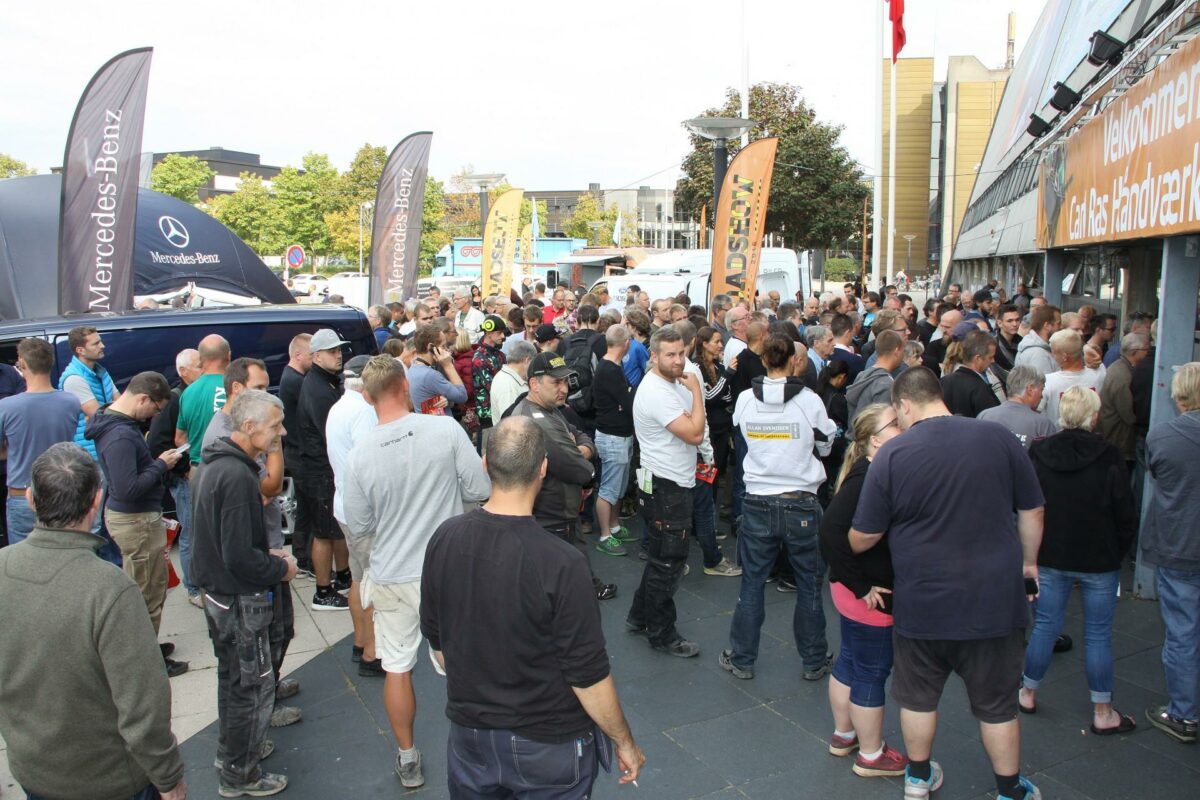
[176,335,231,466]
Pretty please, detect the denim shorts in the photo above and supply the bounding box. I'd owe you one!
[831,616,894,708]
[594,432,633,505]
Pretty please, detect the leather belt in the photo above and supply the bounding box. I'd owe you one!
[8,487,27,497]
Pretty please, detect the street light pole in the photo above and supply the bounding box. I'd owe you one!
[683,117,755,236]
[903,234,916,275]
[463,173,506,239]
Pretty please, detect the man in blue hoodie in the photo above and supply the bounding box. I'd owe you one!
[86,371,187,677]
[1143,362,1200,744]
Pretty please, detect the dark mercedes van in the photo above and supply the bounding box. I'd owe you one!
[0,304,376,389]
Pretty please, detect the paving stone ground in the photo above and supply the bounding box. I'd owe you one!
[3,518,1197,799]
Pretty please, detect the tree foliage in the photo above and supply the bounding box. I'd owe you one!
[675,82,869,249]
[150,154,215,204]
[0,153,36,179]
[563,193,638,246]
[208,173,288,256]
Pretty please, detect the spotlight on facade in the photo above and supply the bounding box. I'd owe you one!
[1027,113,1052,138]
[1050,82,1082,112]
[1088,30,1125,66]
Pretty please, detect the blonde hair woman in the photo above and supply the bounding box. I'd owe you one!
[1023,386,1137,735]
[818,403,907,778]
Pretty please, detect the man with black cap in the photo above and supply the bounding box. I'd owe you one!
[510,352,618,602]
[533,322,562,354]
[297,328,352,611]
[471,314,509,451]
[327,355,381,676]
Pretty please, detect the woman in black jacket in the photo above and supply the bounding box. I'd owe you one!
[819,402,907,778]
[1020,386,1138,735]
[690,326,733,501]
[816,360,850,506]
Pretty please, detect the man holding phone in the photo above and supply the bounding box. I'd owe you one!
[848,368,1045,800]
[406,324,468,415]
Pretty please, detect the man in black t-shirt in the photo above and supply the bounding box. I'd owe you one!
[421,417,644,797]
[279,333,312,572]
[849,368,1045,800]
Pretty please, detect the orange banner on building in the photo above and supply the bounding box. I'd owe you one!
[481,188,523,299]
[710,137,779,303]
[1039,33,1200,248]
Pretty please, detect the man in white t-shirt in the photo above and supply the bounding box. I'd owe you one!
[452,290,486,344]
[326,356,380,676]
[626,327,706,659]
[1040,329,1103,427]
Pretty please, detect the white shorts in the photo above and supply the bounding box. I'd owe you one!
[336,521,374,583]
[361,574,422,674]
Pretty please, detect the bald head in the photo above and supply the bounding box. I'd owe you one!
[198,334,231,373]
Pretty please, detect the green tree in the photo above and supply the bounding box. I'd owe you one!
[208,173,287,256]
[421,177,449,273]
[675,82,869,249]
[271,152,343,256]
[563,194,636,246]
[0,153,35,179]
[150,154,215,204]
[822,257,860,282]
[342,143,388,205]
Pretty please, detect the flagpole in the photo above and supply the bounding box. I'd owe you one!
[871,1,883,291]
[886,22,897,290]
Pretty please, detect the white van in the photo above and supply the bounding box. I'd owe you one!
[588,248,810,311]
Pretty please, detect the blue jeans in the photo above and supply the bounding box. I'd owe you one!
[1022,567,1119,703]
[5,493,35,545]
[170,477,197,594]
[692,469,723,568]
[27,786,159,800]
[728,493,827,671]
[447,724,600,799]
[1157,566,1200,720]
[831,616,893,708]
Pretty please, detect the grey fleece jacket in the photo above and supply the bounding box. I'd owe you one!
[1014,333,1057,376]
[845,365,894,425]
[0,527,184,799]
[1142,411,1200,571]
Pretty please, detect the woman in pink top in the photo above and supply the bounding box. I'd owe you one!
[818,403,906,779]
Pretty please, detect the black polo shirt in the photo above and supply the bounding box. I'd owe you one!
[420,508,610,742]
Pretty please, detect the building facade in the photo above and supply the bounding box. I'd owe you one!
[150,148,283,201]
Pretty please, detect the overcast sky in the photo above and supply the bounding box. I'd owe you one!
[2,0,1049,190]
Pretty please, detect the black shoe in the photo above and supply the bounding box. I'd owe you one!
[776,578,797,593]
[625,620,647,635]
[596,583,618,601]
[159,642,175,658]
[637,549,649,561]
[1053,634,1073,653]
[802,654,833,681]
[358,657,385,677]
[653,638,700,658]
[311,589,349,611]
[275,677,300,700]
[351,645,363,663]
[164,657,189,678]
[334,569,352,595]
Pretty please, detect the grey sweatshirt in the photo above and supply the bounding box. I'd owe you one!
[0,527,184,799]
[343,413,490,583]
[1014,334,1057,376]
[845,365,894,425]
[1142,411,1200,570]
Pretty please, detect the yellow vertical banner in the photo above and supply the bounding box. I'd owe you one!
[709,138,779,304]
[481,188,523,299]
[519,223,532,265]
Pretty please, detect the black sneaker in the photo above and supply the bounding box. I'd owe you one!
[595,583,618,601]
[358,657,386,677]
[1146,705,1199,743]
[351,645,363,663]
[218,771,288,797]
[311,590,349,612]
[653,638,700,658]
[159,642,176,658]
[164,657,189,678]
[625,620,647,635]
[1053,634,1073,653]
[803,654,833,681]
[776,578,797,593]
[334,569,352,595]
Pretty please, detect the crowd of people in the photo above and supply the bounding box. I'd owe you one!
[0,272,1196,799]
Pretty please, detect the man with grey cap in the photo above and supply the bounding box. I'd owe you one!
[327,354,382,676]
[510,352,618,601]
[297,328,353,611]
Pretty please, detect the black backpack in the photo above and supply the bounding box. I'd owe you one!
[563,329,603,416]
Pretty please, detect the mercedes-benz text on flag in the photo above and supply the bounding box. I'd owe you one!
[58,47,153,315]
[370,131,432,304]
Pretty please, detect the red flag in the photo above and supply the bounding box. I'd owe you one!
[889,0,906,62]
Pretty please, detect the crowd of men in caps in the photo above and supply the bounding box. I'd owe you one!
[0,274,1197,800]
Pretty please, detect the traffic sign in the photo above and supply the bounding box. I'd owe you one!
[286,245,306,269]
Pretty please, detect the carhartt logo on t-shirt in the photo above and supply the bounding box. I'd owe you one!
[381,430,415,447]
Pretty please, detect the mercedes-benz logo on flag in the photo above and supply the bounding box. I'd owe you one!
[158,215,190,249]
